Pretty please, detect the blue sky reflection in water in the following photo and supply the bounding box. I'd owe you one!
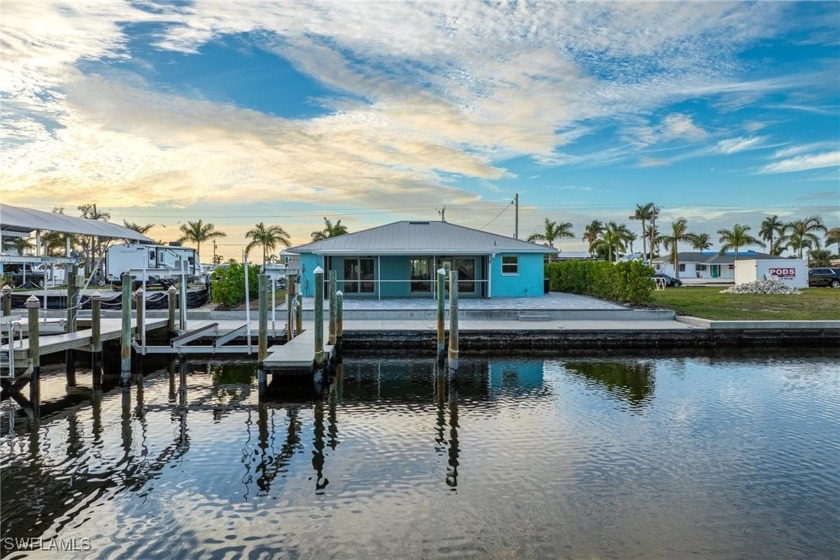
[1,356,839,559]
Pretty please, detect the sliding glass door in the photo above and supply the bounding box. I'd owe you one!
[343,258,375,294]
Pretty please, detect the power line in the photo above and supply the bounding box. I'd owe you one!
[481,199,514,229]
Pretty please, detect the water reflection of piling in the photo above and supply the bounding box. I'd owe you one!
[446,382,460,488]
[312,398,328,491]
[167,358,176,402]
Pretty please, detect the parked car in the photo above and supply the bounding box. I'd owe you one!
[808,267,840,288]
[651,273,683,287]
[2,263,47,288]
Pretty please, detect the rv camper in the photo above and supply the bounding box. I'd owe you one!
[106,243,198,287]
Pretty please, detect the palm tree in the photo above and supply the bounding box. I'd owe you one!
[759,215,785,256]
[593,221,628,262]
[123,220,155,243]
[808,249,831,267]
[78,203,111,275]
[630,203,655,263]
[2,236,33,255]
[825,226,840,256]
[178,220,226,263]
[644,223,661,259]
[717,224,765,260]
[689,232,712,251]
[311,217,349,241]
[784,215,826,259]
[245,222,291,264]
[582,220,603,257]
[528,218,574,262]
[661,218,693,278]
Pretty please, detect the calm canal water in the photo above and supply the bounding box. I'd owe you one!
[1,353,839,559]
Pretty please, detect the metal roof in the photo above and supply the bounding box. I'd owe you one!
[0,204,153,242]
[652,251,777,265]
[289,221,558,256]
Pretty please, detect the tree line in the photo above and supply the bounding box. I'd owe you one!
[528,204,839,268]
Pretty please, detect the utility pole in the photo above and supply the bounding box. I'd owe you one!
[650,205,661,264]
[514,193,519,239]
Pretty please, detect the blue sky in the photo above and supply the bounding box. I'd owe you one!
[1,1,838,260]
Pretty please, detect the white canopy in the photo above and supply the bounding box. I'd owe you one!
[0,204,153,243]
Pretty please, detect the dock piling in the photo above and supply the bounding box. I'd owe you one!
[448,270,459,373]
[329,270,337,345]
[295,293,303,335]
[313,266,325,369]
[336,290,343,342]
[91,292,102,390]
[258,274,268,362]
[66,263,78,332]
[135,287,144,340]
[2,285,11,316]
[436,267,446,358]
[25,296,40,415]
[286,274,296,341]
[121,273,133,378]
[167,285,177,335]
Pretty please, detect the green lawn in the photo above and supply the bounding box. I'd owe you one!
[650,286,840,321]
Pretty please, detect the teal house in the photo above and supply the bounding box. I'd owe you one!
[288,220,556,299]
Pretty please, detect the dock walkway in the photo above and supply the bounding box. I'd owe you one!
[263,328,334,371]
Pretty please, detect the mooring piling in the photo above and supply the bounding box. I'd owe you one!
[121,272,133,378]
[135,287,144,340]
[65,263,78,332]
[91,292,102,391]
[295,293,303,335]
[258,274,268,362]
[329,270,337,345]
[1,285,11,316]
[313,266,325,369]
[25,296,40,414]
[336,290,343,342]
[448,270,459,372]
[286,274,297,341]
[436,267,446,358]
[167,285,177,335]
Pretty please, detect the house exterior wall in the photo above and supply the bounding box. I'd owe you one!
[490,253,545,297]
[656,261,735,279]
[296,252,543,297]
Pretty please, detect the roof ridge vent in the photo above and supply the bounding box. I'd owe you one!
[408,221,430,225]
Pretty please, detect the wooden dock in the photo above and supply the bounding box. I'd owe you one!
[262,328,335,371]
[2,318,169,361]
[138,320,285,355]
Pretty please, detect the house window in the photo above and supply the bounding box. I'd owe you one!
[343,258,375,294]
[729,264,735,270]
[410,258,431,293]
[501,256,518,275]
[696,265,707,271]
[679,263,686,272]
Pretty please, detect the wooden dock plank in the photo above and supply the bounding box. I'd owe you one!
[262,328,334,370]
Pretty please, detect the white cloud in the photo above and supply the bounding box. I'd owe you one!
[638,157,671,168]
[715,136,767,155]
[760,151,840,174]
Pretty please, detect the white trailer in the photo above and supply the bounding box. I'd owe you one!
[106,243,198,285]
[734,258,808,289]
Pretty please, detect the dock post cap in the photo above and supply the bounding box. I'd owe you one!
[91,291,102,300]
[313,266,324,273]
[1,285,11,294]
[437,268,446,275]
[336,290,343,296]
[134,287,144,295]
[167,285,177,294]
[25,295,40,307]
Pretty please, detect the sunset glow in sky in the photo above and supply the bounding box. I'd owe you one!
[2,1,838,259]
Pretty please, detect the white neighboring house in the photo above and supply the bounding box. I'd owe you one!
[652,251,779,280]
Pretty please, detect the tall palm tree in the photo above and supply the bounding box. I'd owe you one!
[528,218,574,262]
[179,220,226,263]
[245,222,291,264]
[593,221,628,263]
[630,203,655,263]
[784,215,826,259]
[644,223,661,259]
[582,220,603,257]
[311,217,349,241]
[661,218,693,278]
[717,224,765,260]
[825,226,840,256]
[759,215,785,256]
[123,220,155,243]
[689,232,712,251]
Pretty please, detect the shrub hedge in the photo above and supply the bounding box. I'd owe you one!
[545,260,654,305]
[210,262,260,307]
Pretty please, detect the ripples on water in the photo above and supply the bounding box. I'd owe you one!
[1,355,839,559]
